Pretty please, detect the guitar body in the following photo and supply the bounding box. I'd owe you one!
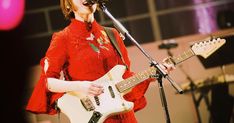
[57,65,134,123]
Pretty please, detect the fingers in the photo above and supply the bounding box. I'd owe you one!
[162,58,175,70]
[91,83,103,88]
[163,63,175,71]
[159,63,175,74]
[88,83,104,96]
[159,64,169,74]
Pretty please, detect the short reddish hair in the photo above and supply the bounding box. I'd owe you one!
[60,0,75,19]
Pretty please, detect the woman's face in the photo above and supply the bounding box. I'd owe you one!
[71,0,97,15]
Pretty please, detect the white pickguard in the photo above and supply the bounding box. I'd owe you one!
[57,65,134,123]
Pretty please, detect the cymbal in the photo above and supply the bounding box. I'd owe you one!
[180,74,234,93]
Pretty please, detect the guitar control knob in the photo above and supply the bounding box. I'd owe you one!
[94,112,101,117]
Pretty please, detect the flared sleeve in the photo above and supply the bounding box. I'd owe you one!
[26,32,68,115]
[111,28,154,112]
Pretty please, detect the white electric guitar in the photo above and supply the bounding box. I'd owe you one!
[57,38,226,123]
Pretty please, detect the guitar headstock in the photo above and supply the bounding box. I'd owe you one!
[191,38,226,59]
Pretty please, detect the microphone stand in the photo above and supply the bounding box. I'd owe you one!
[98,3,183,123]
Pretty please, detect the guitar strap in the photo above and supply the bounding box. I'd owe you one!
[104,27,129,69]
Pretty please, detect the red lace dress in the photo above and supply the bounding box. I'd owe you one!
[26,19,152,123]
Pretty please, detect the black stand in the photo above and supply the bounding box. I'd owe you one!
[98,3,183,123]
[157,40,179,123]
[196,35,234,123]
[189,82,202,123]
[157,74,171,123]
[190,82,213,123]
[179,64,234,123]
[179,66,212,123]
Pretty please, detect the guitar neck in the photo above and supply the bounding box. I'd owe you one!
[116,67,156,93]
[169,49,195,65]
[116,49,195,93]
[116,38,226,93]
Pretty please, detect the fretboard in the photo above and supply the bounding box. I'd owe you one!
[116,67,156,93]
[170,49,195,65]
[116,48,196,93]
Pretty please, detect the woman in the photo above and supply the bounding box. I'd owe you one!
[26,0,174,122]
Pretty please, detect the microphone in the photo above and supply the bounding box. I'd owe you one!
[84,0,108,6]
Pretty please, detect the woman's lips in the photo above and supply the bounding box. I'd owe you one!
[82,1,93,7]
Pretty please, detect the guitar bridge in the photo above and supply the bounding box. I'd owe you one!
[81,97,95,111]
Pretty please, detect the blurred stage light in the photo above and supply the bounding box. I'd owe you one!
[0,0,25,30]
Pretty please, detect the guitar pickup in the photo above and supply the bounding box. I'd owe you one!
[81,97,95,111]
[108,86,115,98]
[94,96,100,106]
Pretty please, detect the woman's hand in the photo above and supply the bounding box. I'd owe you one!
[160,58,176,74]
[78,82,104,96]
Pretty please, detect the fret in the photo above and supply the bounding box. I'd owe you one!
[138,72,147,80]
[172,49,195,65]
[116,49,195,92]
[182,52,187,58]
[116,38,225,94]
[116,67,156,93]
[116,49,194,92]
[150,67,156,75]
[135,73,142,81]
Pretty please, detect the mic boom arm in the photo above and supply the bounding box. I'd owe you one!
[85,0,108,5]
[98,4,183,94]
